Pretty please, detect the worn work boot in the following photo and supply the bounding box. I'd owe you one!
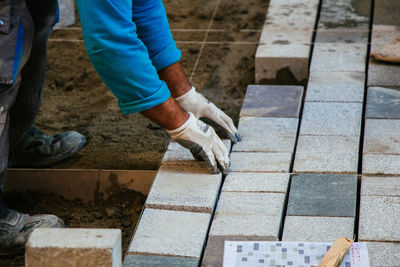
[9,126,86,167]
[0,209,64,255]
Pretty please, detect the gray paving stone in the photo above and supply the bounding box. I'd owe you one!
[364,119,400,154]
[233,117,298,153]
[359,195,400,241]
[240,85,303,118]
[361,176,400,197]
[362,154,400,175]
[222,172,290,193]
[315,29,369,44]
[282,216,355,242]
[287,174,358,217]
[310,43,367,73]
[55,0,76,28]
[299,102,362,136]
[129,209,210,258]
[145,168,222,213]
[210,192,285,237]
[366,87,400,119]
[366,242,400,267]
[230,152,292,173]
[373,0,400,25]
[305,72,365,102]
[260,29,313,46]
[293,135,359,173]
[124,255,198,267]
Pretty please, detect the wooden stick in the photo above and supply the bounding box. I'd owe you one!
[318,238,354,267]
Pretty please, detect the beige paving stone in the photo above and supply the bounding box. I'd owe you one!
[222,172,289,193]
[361,176,400,197]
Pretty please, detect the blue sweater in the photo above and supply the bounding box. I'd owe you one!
[75,0,181,114]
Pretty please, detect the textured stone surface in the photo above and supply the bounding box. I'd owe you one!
[124,255,198,267]
[233,117,298,153]
[282,216,355,241]
[299,102,362,136]
[287,174,357,217]
[230,152,292,172]
[305,72,365,102]
[210,192,285,237]
[222,172,290,193]
[366,87,400,119]
[310,43,367,73]
[367,242,400,267]
[359,196,400,241]
[240,85,303,118]
[145,168,221,213]
[129,209,210,258]
[294,135,359,173]
[373,0,400,25]
[364,119,400,154]
[315,30,369,43]
[361,176,400,197]
[362,154,400,175]
[55,0,75,28]
[26,228,121,267]
[260,29,313,46]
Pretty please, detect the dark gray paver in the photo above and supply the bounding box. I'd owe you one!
[366,87,400,119]
[373,0,400,25]
[124,255,198,267]
[240,85,303,118]
[287,174,358,217]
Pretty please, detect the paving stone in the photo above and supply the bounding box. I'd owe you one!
[260,29,313,46]
[362,154,400,175]
[55,0,75,28]
[129,209,210,258]
[315,29,369,43]
[222,172,290,193]
[287,174,358,217]
[26,228,121,267]
[124,255,198,267]
[366,242,400,267]
[282,216,355,242]
[232,117,298,153]
[364,119,400,154]
[299,102,362,136]
[145,168,221,213]
[305,72,365,102]
[366,87,400,119]
[210,192,285,237]
[230,152,292,173]
[361,176,400,197]
[373,0,400,25]
[240,85,303,118]
[359,195,400,241]
[310,43,367,73]
[293,135,359,173]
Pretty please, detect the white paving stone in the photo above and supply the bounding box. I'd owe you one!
[367,242,400,267]
[129,209,210,258]
[362,176,400,197]
[310,43,367,73]
[260,29,313,46]
[359,195,400,242]
[233,117,298,153]
[282,216,354,242]
[294,135,359,173]
[222,172,289,193]
[362,154,400,175]
[306,72,365,102]
[230,152,292,173]
[364,119,400,154]
[300,102,362,136]
[210,192,285,237]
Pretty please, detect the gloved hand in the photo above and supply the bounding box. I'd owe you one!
[174,87,241,143]
[167,112,230,175]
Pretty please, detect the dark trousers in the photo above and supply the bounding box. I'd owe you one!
[0,0,57,216]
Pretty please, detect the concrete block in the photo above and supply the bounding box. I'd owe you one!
[282,216,355,242]
[26,228,121,267]
[128,209,210,258]
[362,154,400,175]
[364,119,400,154]
[54,0,75,28]
[222,172,290,193]
[232,117,298,153]
[240,85,303,118]
[260,29,313,46]
[145,168,221,213]
[305,72,365,102]
[359,196,400,241]
[315,30,369,44]
[210,192,285,237]
[287,174,358,217]
[124,255,198,267]
[367,242,400,267]
[366,87,400,119]
[230,152,292,173]
[299,102,362,136]
[361,176,400,197]
[373,0,400,25]
[293,135,359,173]
[310,43,367,73]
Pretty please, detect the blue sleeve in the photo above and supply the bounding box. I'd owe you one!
[75,0,171,114]
[132,0,181,71]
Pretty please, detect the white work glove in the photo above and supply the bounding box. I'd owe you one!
[167,112,230,175]
[175,87,242,143]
